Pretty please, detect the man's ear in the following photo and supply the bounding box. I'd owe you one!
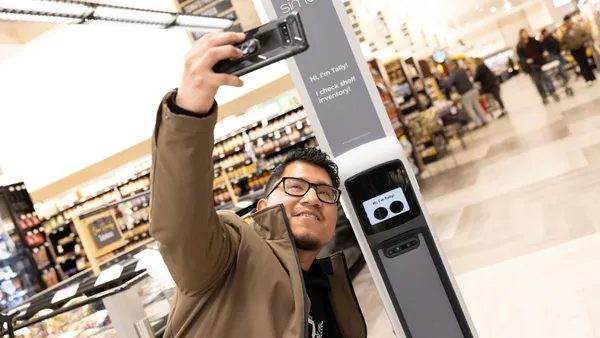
[256,198,268,211]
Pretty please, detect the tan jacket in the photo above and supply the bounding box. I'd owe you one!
[561,26,591,51]
[149,91,367,338]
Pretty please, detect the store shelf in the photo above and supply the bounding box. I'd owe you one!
[258,135,316,158]
[214,105,304,145]
[117,170,150,187]
[252,118,309,142]
[215,159,253,173]
[0,271,21,282]
[212,146,244,161]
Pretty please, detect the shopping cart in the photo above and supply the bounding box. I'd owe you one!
[541,59,574,97]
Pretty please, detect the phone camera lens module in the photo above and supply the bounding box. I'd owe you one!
[241,38,259,55]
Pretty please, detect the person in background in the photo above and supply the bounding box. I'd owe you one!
[541,28,569,84]
[474,57,508,117]
[517,28,559,104]
[443,61,488,128]
[149,32,365,338]
[561,14,596,86]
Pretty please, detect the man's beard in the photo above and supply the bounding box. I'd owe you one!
[293,234,320,251]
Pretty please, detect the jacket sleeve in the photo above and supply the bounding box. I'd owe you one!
[149,90,239,296]
[473,66,482,83]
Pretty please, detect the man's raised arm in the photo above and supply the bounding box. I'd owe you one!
[149,32,246,296]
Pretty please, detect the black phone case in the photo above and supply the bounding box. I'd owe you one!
[213,11,309,77]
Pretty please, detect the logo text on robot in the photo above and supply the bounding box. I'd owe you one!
[280,0,315,14]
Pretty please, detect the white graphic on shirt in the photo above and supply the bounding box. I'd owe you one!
[308,315,324,338]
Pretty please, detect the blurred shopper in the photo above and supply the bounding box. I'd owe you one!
[149,32,365,338]
[517,29,559,104]
[474,58,508,117]
[541,28,569,83]
[562,14,596,86]
[443,61,488,127]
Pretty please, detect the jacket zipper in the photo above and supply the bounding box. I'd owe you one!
[278,205,309,338]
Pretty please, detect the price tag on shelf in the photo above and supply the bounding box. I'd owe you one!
[94,264,124,287]
[261,118,269,127]
[285,126,292,134]
[274,131,281,139]
[296,121,303,130]
[51,283,79,304]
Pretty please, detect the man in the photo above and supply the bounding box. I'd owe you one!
[517,28,558,104]
[561,14,596,86]
[540,28,568,84]
[443,61,488,128]
[473,58,508,117]
[150,32,366,337]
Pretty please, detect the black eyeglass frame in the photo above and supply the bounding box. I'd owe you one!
[266,177,342,204]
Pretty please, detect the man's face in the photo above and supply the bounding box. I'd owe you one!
[261,161,338,252]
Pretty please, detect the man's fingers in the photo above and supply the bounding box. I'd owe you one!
[201,45,244,69]
[186,32,245,62]
[205,32,247,48]
[211,73,244,87]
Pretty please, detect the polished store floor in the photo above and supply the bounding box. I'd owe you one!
[353,73,600,337]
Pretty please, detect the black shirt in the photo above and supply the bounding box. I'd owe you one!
[543,35,562,55]
[303,262,343,338]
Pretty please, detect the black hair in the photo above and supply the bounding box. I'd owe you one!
[264,148,340,198]
[541,28,548,35]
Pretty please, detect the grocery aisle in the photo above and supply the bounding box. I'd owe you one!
[353,73,600,337]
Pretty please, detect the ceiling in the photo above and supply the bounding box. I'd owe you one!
[0,0,177,47]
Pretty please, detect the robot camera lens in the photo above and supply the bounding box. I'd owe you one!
[373,207,388,220]
[389,201,405,214]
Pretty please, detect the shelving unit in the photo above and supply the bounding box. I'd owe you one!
[38,170,152,279]
[30,93,323,278]
[0,183,54,310]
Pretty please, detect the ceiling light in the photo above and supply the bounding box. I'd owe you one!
[93,6,175,25]
[0,0,233,32]
[176,14,232,30]
[168,25,222,33]
[505,2,512,10]
[0,11,82,23]
[0,0,89,17]
[491,6,497,13]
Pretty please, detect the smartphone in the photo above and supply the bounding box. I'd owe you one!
[213,11,309,77]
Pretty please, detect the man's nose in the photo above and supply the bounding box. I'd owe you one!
[300,187,322,206]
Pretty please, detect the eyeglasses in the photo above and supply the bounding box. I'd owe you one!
[266,177,341,204]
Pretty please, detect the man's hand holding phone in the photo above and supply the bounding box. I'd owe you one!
[176,32,247,114]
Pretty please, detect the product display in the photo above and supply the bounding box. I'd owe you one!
[4,246,175,338]
[405,108,449,165]
[0,184,49,310]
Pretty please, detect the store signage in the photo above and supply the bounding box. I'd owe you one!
[260,0,394,157]
[51,283,79,304]
[94,264,124,287]
[88,213,122,250]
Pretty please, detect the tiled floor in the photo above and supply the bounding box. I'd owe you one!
[353,74,600,337]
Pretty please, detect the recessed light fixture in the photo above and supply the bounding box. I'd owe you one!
[0,0,233,32]
[92,6,175,25]
[491,6,497,13]
[0,0,89,16]
[0,11,82,24]
[505,2,512,10]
